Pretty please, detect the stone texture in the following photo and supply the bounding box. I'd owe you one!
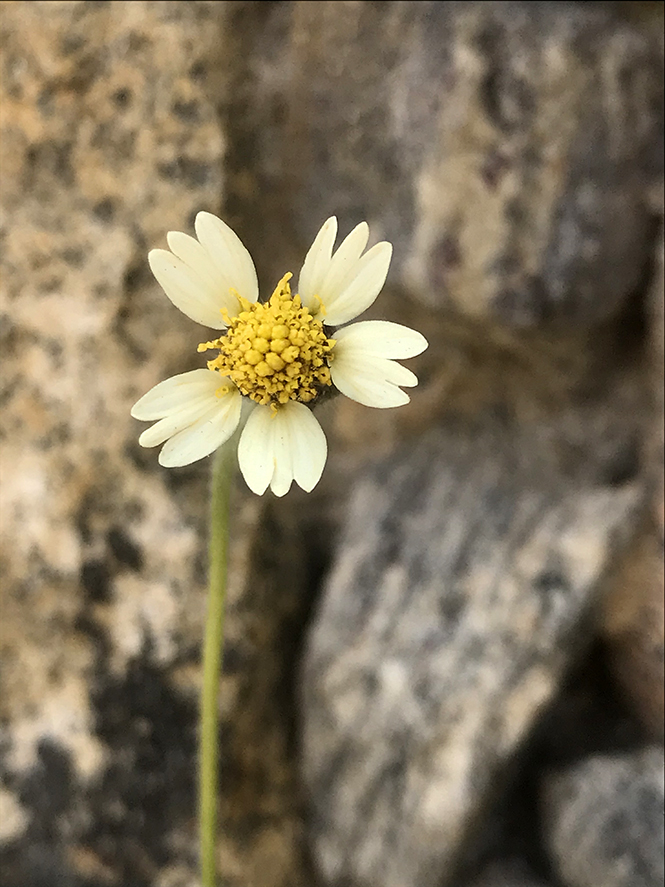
[542,747,665,887]
[602,224,665,740]
[301,417,642,887]
[267,1,663,326]
[602,514,665,740]
[467,860,552,887]
[289,7,662,884]
[0,3,316,886]
[0,2,663,887]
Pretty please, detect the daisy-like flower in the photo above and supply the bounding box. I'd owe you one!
[131,213,428,496]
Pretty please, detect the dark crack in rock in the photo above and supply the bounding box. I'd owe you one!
[467,859,553,887]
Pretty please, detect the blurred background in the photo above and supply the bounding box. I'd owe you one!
[0,2,663,886]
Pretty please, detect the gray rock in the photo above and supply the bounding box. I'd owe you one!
[542,746,665,887]
[301,418,641,887]
[267,1,663,327]
[467,859,552,887]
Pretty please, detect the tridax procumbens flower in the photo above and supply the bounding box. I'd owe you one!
[131,213,428,496]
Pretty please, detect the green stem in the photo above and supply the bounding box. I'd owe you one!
[200,440,236,887]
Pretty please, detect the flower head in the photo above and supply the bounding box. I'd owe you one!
[131,213,428,496]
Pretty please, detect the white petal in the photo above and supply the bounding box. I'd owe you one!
[131,369,223,420]
[237,405,275,496]
[166,231,224,291]
[333,321,428,359]
[237,401,327,496]
[139,393,223,447]
[323,242,392,326]
[165,231,241,319]
[269,415,295,497]
[149,249,229,329]
[319,222,369,307]
[158,387,242,467]
[194,212,259,305]
[330,353,412,408]
[285,403,328,493]
[298,216,338,313]
[368,357,418,387]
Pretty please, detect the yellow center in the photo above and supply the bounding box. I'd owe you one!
[198,273,334,406]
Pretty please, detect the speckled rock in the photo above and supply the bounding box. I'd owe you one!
[0,2,315,886]
[262,1,663,326]
[301,416,642,887]
[542,747,665,887]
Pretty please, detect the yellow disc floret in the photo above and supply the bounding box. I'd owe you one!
[198,273,334,406]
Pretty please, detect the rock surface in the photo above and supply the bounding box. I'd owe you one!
[542,747,665,887]
[301,420,641,887]
[277,1,663,326]
[467,860,552,887]
[601,224,665,740]
[0,2,662,887]
[0,3,316,886]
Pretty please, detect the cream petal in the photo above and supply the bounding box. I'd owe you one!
[237,405,277,496]
[194,212,259,305]
[319,222,369,307]
[166,231,223,290]
[323,241,392,326]
[139,394,222,447]
[298,216,338,313]
[165,231,240,320]
[158,387,242,467]
[131,369,223,420]
[332,320,428,359]
[284,403,327,493]
[367,357,418,387]
[237,401,327,496]
[330,354,412,408]
[149,249,229,329]
[269,415,295,497]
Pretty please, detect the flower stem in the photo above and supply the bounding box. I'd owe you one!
[200,441,236,887]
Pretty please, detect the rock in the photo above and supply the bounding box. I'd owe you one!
[602,225,665,740]
[259,1,664,326]
[542,747,665,887]
[467,859,552,887]
[602,517,665,740]
[0,2,316,886]
[301,418,641,887]
[1,1,662,886]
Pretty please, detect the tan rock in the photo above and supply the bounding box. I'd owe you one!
[602,223,665,740]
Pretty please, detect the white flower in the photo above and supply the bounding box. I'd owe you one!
[131,213,428,496]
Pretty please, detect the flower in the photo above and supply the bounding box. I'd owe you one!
[131,213,428,496]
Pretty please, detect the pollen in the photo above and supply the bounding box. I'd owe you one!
[198,273,334,406]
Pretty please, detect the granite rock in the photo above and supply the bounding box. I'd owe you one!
[259,0,664,326]
[542,747,665,887]
[0,2,315,886]
[301,416,642,887]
